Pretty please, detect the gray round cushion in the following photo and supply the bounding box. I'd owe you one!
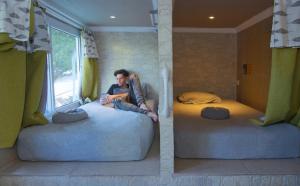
[52,108,88,124]
[201,107,230,120]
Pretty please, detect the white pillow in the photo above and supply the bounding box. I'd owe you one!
[177,91,222,104]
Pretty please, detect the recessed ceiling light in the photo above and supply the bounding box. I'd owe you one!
[110,16,116,19]
[209,16,215,20]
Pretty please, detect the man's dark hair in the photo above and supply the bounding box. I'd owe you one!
[114,69,129,77]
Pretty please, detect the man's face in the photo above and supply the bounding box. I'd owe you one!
[116,74,127,86]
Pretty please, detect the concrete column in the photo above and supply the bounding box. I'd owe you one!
[158,0,174,181]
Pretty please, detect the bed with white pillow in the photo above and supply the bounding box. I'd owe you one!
[174,92,300,159]
[17,101,155,161]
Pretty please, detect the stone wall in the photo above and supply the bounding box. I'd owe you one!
[173,33,237,99]
[94,32,159,101]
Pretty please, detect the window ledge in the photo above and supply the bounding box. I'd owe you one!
[56,101,81,112]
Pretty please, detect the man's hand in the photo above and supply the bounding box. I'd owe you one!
[139,103,150,111]
[106,95,116,103]
[107,93,128,103]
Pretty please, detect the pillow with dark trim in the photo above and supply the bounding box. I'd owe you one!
[52,108,88,124]
[201,107,230,120]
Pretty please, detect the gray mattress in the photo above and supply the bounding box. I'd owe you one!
[17,101,154,161]
[174,100,300,159]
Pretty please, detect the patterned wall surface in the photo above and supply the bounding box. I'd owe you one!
[94,32,159,101]
[173,33,237,99]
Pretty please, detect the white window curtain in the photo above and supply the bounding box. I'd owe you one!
[81,29,99,58]
[0,0,51,52]
[0,0,31,42]
[29,2,52,117]
[270,0,300,48]
[79,29,99,101]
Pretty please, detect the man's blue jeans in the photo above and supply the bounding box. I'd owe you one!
[112,73,148,114]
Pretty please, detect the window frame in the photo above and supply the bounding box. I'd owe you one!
[46,23,82,114]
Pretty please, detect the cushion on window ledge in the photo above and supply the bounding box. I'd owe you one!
[52,108,88,124]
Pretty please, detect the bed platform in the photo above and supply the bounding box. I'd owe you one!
[174,100,300,159]
[17,101,154,161]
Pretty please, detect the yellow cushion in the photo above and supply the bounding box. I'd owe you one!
[177,91,222,104]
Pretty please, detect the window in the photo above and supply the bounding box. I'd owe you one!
[50,27,80,108]
[46,25,81,114]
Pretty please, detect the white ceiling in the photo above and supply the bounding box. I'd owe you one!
[45,0,155,27]
[173,0,273,28]
[44,0,273,28]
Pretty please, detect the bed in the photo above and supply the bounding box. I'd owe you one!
[17,101,155,161]
[174,99,300,159]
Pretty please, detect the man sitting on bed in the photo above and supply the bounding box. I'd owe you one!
[100,69,158,122]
